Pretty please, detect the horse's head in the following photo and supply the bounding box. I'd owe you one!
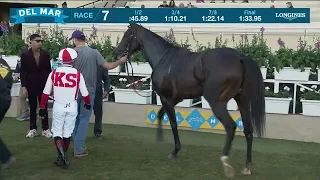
[115,23,142,58]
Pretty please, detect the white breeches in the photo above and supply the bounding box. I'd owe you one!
[51,101,78,138]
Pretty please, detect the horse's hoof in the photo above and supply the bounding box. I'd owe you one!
[220,157,235,178]
[168,153,178,159]
[156,138,164,143]
[222,163,235,178]
[241,168,251,176]
[156,134,164,142]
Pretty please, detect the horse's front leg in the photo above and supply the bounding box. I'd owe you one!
[164,103,181,159]
[156,106,166,142]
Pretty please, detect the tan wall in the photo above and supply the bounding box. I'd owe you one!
[6,98,320,143]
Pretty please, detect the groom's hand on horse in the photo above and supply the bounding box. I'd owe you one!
[117,55,128,63]
[84,104,91,111]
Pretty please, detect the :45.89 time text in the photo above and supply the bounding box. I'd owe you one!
[129,16,148,22]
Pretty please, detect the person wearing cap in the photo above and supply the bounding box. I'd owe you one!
[38,48,91,169]
[69,30,127,157]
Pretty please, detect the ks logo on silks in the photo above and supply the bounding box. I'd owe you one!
[10,7,69,24]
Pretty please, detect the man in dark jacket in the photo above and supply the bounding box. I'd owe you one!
[20,34,52,138]
[93,57,110,138]
[0,56,16,169]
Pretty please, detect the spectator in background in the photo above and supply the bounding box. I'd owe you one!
[196,0,204,3]
[125,6,130,8]
[210,0,215,3]
[88,46,110,139]
[169,0,176,7]
[16,38,32,121]
[0,22,9,36]
[270,0,275,8]
[231,0,236,3]
[62,2,67,8]
[186,2,194,8]
[242,0,249,3]
[112,4,116,8]
[159,1,169,8]
[286,2,293,8]
[179,2,185,7]
[141,4,145,8]
[53,4,58,8]
[93,66,110,139]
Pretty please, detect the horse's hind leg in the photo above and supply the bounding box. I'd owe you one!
[205,99,236,178]
[234,93,253,175]
[214,103,237,178]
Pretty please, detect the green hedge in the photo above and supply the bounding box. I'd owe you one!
[1,25,320,72]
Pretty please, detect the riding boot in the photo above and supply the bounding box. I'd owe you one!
[54,137,69,169]
[53,139,63,166]
[54,154,63,166]
[63,137,71,152]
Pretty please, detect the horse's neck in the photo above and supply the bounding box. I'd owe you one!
[140,32,171,69]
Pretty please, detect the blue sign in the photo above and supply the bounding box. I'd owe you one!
[11,7,68,24]
[175,112,184,126]
[147,110,158,123]
[185,109,205,131]
[235,117,244,131]
[10,8,310,24]
[207,115,220,129]
[162,113,169,125]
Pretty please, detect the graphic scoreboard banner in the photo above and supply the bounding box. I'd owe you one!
[10,7,310,24]
[146,108,243,132]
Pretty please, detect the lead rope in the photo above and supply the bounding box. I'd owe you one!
[125,60,153,97]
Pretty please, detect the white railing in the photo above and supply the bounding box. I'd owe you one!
[108,71,320,114]
[264,79,320,114]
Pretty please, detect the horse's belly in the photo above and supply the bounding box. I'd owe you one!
[175,78,203,98]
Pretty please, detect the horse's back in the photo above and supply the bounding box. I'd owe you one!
[201,48,243,78]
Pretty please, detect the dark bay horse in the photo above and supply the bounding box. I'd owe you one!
[114,24,266,178]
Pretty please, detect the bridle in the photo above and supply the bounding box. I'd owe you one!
[119,25,172,98]
[120,26,153,98]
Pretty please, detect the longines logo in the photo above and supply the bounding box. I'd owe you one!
[275,13,306,21]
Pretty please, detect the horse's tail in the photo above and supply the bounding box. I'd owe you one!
[241,55,266,137]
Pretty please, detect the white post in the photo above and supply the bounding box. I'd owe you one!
[274,81,279,93]
[293,83,297,114]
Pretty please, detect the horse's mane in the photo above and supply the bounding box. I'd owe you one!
[137,24,174,49]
